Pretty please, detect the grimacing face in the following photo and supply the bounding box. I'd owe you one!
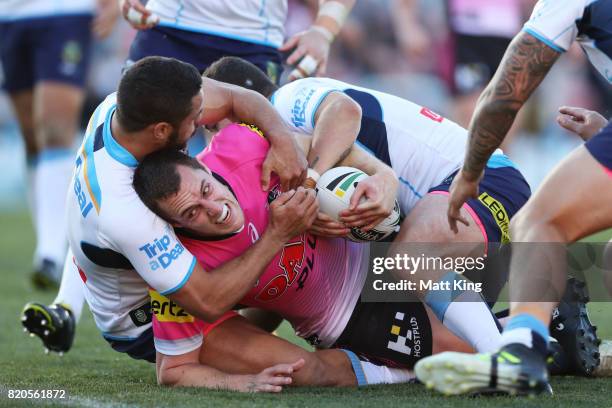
[158,164,245,237]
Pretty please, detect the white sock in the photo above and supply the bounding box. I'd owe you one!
[361,361,415,385]
[341,349,415,386]
[53,249,85,322]
[424,272,502,353]
[33,148,73,265]
[442,301,502,353]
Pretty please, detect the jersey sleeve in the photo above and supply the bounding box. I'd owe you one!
[522,0,586,52]
[151,290,239,356]
[271,78,340,134]
[150,289,204,356]
[102,204,197,296]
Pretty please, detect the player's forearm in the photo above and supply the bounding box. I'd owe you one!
[189,232,285,321]
[339,144,395,179]
[229,86,298,149]
[308,93,361,175]
[159,362,253,391]
[462,31,560,179]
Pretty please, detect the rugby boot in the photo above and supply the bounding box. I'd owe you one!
[415,343,552,396]
[21,302,75,354]
[550,278,600,376]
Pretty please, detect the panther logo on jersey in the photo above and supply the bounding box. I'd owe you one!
[254,234,316,302]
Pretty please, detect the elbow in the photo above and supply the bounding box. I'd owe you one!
[337,96,362,122]
[157,367,179,387]
[193,299,227,323]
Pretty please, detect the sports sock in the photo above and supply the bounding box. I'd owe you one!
[33,148,73,266]
[53,250,85,322]
[424,271,502,353]
[340,349,414,385]
[499,313,549,357]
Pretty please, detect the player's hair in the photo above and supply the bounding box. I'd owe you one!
[117,56,202,132]
[133,149,206,221]
[203,56,277,98]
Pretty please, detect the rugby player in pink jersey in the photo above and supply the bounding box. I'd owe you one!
[132,122,484,388]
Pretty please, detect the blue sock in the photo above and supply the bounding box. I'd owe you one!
[340,349,367,386]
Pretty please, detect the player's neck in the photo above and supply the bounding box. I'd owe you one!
[110,114,157,163]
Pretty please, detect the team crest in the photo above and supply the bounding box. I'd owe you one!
[60,41,83,76]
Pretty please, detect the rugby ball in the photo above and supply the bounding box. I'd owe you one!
[316,166,401,242]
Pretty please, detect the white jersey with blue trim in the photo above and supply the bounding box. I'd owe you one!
[0,0,95,21]
[523,0,612,83]
[66,93,196,341]
[271,77,472,215]
[146,0,287,49]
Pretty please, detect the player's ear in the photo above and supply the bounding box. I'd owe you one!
[151,122,173,143]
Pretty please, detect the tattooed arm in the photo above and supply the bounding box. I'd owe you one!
[447,31,560,232]
[463,31,561,177]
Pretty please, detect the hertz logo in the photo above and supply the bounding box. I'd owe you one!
[149,290,194,323]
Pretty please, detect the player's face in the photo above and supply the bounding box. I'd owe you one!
[167,89,205,149]
[159,164,245,236]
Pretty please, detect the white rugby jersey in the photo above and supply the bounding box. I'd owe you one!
[0,0,94,21]
[524,0,612,83]
[146,0,287,49]
[66,93,196,342]
[271,77,473,215]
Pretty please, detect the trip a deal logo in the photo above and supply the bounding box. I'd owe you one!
[139,231,185,271]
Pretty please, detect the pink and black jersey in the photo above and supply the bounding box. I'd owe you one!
[152,123,368,356]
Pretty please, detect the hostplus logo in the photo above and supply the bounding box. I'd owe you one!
[387,312,422,357]
[139,234,185,271]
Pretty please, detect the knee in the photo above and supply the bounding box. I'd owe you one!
[37,121,77,148]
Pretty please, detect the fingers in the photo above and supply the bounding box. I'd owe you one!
[122,0,158,29]
[291,358,306,371]
[558,106,586,119]
[263,362,298,377]
[261,160,272,192]
[344,215,382,229]
[279,34,300,52]
[446,205,470,234]
[286,45,308,67]
[273,189,296,207]
[255,384,284,393]
[348,184,367,210]
[287,168,307,191]
[316,58,328,76]
[309,213,349,237]
[556,113,583,134]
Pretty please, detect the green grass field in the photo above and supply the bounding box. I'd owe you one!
[1,211,611,408]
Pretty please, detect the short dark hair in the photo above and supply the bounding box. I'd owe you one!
[203,57,277,98]
[133,149,205,221]
[117,56,202,132]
